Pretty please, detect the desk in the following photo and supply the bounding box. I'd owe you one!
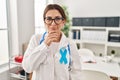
[81,57,120,78]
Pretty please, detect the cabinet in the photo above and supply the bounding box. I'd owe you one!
[69,26,120,57]
[9,58,27,80]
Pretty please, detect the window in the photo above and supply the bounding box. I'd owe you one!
[34,0,47,34]
[34,0,54,34]
[0,0,9,65]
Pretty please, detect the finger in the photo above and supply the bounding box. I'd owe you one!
[49,31,60,35]
[45,36,58,42]
[48,33,59,38]
[51,38,58,42]
[48,30,59,33]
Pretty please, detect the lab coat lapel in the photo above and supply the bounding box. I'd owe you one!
[58,33,69,50]
[56,33,70,65]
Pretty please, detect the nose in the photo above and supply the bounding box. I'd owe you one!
[51,20,56,25]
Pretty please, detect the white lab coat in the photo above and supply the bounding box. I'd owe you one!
[22,33,81,80]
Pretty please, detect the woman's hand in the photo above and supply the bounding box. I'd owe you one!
[44,31,61,46]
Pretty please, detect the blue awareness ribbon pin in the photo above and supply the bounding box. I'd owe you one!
[59,47,68,64]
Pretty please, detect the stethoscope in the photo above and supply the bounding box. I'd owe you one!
[39,32,72,71]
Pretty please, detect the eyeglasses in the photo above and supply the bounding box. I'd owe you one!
[44,17,64,25]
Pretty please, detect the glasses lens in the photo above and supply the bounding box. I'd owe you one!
[44,17,64,25]
[44,17,52,25]
[54,17,63,24]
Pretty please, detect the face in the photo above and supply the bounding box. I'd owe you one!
[44,9,65,33]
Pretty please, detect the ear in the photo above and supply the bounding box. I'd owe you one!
[61,21,65,28]
[60,20,66,29]
[62,20,66,25]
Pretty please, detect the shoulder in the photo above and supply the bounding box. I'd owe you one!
[29,34,43,44]
[31,34,42,40]
[67,38,76,45]
[67,38,78,50]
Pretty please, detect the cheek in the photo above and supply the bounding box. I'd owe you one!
[59,23,64,29]
[45,24,52,32]
[45,24,48,29]
[57,24,63,30]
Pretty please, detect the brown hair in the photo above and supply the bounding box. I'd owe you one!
[43,4,66,21]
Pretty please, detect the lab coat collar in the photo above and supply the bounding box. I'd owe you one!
[58,32,69,50]
[42,32,69,50]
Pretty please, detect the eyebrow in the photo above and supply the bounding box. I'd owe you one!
[45,16,62,18]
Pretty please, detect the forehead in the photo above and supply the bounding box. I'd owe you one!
[45,9,62,17]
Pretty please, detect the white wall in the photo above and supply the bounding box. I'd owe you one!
[8,0,35,56]
[8,0,120,56]
[8,0,19,56]
[17,0,35,53]
[0,71,9,80]
[0,0,35,79]
[54,0,120,17]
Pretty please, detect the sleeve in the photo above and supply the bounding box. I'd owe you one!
[22,35,49,73]
[69,40,81,80]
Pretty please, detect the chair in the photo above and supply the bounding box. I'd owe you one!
[80,70,112,80]
[78,48,95,57]
[78,48,96,63]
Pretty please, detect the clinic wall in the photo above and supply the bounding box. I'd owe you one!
[8,0,120,56]
[8,0,20,56]
[54,0,120,17]
[17,0,35,54]
[8,0,35,56]
[0,71,9,80]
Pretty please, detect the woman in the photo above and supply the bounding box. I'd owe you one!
[22,4,81,80]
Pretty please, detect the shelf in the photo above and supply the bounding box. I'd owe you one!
[70,26,120,56]
[10,73,26,80]
[81,26,107,30]
[107,42,120,47]
[10,59,22,66]
[70,26,80,30]
[81,40,106,45]
[107,28,120,31]
[9,57,27,80]
[73,39,81,43]
[10,61,22,66]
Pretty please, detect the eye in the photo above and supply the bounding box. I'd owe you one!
[46,17,52,20]
[55,17,63,21]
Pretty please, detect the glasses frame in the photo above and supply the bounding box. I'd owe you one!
[44,17,64,25]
